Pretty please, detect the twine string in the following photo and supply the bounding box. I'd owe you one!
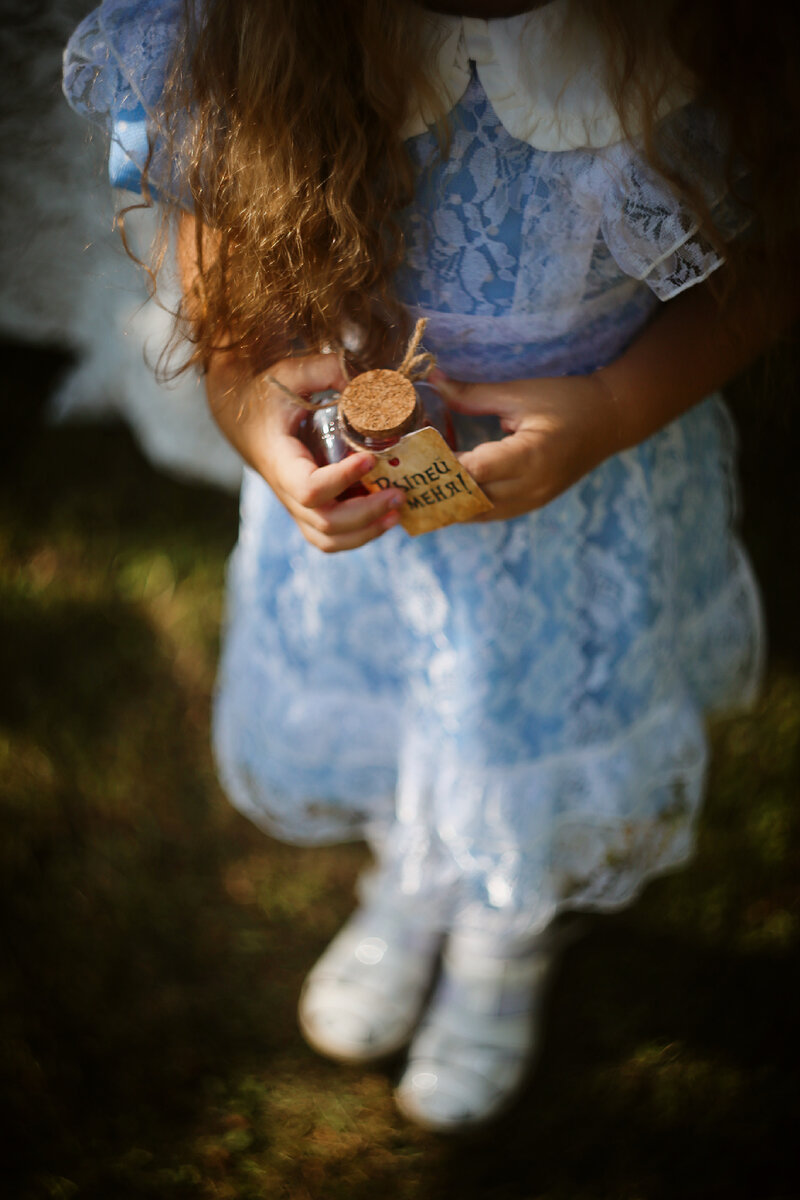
[398,318,435,381]
[262,374,340,411]
[262,320,435,422]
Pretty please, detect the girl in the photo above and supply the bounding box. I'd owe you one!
[64,0,796,1132]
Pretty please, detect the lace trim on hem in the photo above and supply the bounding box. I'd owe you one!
[354,757,708,940]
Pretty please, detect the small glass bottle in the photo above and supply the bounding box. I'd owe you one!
[299,371,456,472]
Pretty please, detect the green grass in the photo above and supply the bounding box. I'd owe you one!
[1,353,798,1200]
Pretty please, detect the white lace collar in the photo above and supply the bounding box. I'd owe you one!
[404,2,692,150]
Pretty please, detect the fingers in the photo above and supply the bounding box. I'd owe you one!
[463,476,549,523]
[266,433,406,552]
[287,487,405,538]
[428,368,519,419]
[295,505,401,553]
[263,351,464,551]
[287,485,405,552]
[456,430,554,521]
[277,443,380,508]
[268,352,350,398]
[458,430,539,486]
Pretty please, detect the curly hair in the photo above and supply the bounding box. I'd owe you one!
[151,0,449,374]
[144,0,799,376]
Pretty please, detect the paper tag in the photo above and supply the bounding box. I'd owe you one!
[361,426,493,536]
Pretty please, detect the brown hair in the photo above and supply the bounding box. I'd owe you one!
[154,0,448,375]
[144,0,799,375]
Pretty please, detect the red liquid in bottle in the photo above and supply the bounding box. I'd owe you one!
[299,378,456,499]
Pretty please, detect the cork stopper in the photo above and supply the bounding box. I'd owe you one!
[339,369,417,440]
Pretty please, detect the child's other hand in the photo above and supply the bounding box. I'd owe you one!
[429,369,622,521]
[211,355,406,552]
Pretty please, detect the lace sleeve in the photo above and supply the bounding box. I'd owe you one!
[62,0,186,198]
[599,105,751,300]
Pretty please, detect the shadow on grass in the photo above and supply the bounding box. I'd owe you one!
[0,586,296,1197]
[0,357,285,1197]
[413,922,799,1200]
[1,338,798,1200]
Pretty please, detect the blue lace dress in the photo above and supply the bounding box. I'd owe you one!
[64,0,763,941]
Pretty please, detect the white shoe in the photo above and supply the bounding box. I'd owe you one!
[298,906,443,1065]
[394,930,554,1132]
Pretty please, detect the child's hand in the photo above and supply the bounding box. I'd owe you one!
[429,369,622,521]
[209,354,406,552]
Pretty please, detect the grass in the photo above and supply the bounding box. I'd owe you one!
[1,343,798,1200]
